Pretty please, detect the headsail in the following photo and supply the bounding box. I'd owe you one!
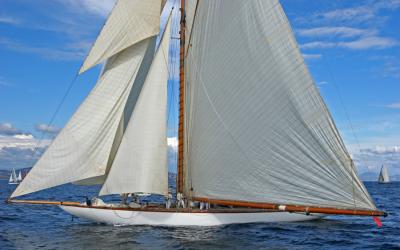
[11,39,153,198]
[80,0,163,74]
[99,17,172,196]
[184,0,375,210]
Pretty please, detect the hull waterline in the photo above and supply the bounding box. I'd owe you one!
[60,205,323,226]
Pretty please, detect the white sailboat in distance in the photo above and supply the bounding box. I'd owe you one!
[17,171,22,182]
[8,0,386,226]
[8,169,19,185]
[378,165,390,184]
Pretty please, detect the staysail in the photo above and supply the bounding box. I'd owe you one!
[80,0,162,73]
[378,165,390,183]
[184,0,375,210]
[11,39,153,198]
[99,17,172,196]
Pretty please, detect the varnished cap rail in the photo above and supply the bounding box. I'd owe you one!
[6,199,81,206]
[194,197,388,217]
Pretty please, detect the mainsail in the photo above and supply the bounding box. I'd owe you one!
[378,165,390,183]
[183,0,375,210]
[100,17,172,196]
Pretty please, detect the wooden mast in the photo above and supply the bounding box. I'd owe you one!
[177,0,186,194]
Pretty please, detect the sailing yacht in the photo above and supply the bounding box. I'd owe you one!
[8,169,19,185]
[8,0,386,226]
[378,165,390,184]
[17,171,22,182]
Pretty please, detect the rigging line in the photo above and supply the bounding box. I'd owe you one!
[24,1,117,170]
[166,4,179,132]
[165,1,179,171]
[185,0,200,56]
[306,2,372,208]
[29,74,79,162]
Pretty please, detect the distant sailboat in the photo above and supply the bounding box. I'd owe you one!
[8,169,19,185]
[8,0,386,226]
[378,165,390,183]
[17,171,22,182]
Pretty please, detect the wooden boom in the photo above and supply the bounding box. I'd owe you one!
[6,199,81,206]
[194,197,388,217]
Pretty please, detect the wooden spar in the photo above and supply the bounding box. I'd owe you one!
[177,0,186,194]
[6,199,81,206]
[193,197,388,217]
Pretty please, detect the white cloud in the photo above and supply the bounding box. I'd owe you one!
[301,37,399,50]
[383,61,400,79]
[309,1,400,24]
[361,146,400,154]
[0,134,41,150]
[35,124,61,134]
[319,6,375,23]
[383,103,400,109]
[0,16,20,25]
[0,37,87,61]
[0,123,23,136]
[302,53,322,60]
[353,145,400,175]
[58,0,116,17]
[339,36,399,50]
[168,137,178,151]
[298,27,376,38]
[0,123,51,170]
[300,41,336,49]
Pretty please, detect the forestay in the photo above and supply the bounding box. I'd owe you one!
[11,39,152,198]
[184,0,376,210]
[80,0,162,73]
[99,18,172,196]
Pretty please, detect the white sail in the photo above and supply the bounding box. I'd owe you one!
[99,17,172,196]
[378,165,390,183]
[184,0,375,210]
[9,173,13,183]
[11,39,153,198]
[80,0,162,74]
[17,171,22,182]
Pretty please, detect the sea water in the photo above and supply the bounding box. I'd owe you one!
[0,180,399,249]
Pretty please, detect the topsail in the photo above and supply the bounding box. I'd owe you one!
[80,0,162,73]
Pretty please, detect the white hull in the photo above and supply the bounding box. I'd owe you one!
[60,205,323,226]
[8,182,19,185]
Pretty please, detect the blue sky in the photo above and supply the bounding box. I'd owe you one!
[0,0,399,176]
